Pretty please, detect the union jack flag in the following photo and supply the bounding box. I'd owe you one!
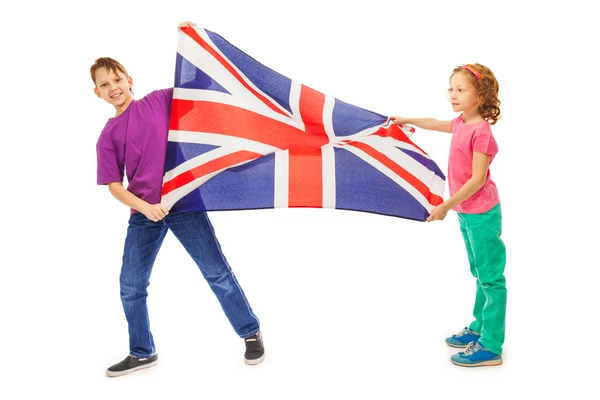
[161,27,445,221]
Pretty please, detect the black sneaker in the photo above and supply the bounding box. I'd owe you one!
[244,331,265,365]
[105,354,159,377]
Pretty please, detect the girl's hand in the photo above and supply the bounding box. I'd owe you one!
[178,21,197,31]
[142,204,169,222]
[391,116,408,125]
[426,204,449,222]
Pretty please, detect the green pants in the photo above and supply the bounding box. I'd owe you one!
[458,202,507,354]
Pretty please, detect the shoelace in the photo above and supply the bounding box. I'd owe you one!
[455,327,472,338]
[463,342,480,356]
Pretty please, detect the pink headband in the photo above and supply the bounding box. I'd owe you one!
[462,64,483,80]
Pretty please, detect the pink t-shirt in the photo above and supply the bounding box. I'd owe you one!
[448,114,499,214]
[96,88,173,213]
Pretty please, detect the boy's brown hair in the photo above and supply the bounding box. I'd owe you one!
[90,57,129,86]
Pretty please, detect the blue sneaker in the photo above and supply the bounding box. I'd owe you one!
[450,341,502,367]
[445,327,481,348]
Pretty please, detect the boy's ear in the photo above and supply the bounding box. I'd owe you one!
[94,87,101,98]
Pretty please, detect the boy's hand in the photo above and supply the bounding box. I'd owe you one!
[142,204,169,222]
[178,21,197,31]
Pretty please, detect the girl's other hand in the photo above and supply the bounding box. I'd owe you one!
[426,204,449,222]
[178,21,197,31]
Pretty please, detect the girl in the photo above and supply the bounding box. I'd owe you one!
[92,22,264,377]
[392,63,506,367]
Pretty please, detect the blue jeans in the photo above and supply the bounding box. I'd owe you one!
[120,211,260,358]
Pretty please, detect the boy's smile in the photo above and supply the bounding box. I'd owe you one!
[94,68,133,114]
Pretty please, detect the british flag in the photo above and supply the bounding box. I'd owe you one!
[161,27,445,221]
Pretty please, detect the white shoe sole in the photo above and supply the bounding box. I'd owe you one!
[445,341,470,348]
[244,353,265,365]
[105,360,159,377]
[451,358,503,367]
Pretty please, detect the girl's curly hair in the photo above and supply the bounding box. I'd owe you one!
[451,63,501,125]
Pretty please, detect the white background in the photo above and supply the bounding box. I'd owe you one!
[1,0,598,398]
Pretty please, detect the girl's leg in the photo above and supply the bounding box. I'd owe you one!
[460,203,507,354]
[458,213,485,334]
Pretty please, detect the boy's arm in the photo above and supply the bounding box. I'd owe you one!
[392,117,452,133]
[108,182,168,222]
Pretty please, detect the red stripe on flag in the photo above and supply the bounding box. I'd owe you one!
[182,27,288,118]
[286,85,328,207]
[162,150,262,196]
[170,99,330,150]
[288,147,323,208]
[347,142,443,206]
[298,85,328,139]
[372,125,427,155]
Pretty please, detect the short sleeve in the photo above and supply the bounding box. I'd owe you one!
[97,145,124,185]
[147,88,174,116]
[451,114,463,133]
[162,88,174,114]
[160,88,174,103]
[472,126,498,157]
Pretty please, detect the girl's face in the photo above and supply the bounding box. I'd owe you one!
[94,68,133,108]
[448,71,479,114]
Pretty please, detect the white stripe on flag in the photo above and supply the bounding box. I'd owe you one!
[173,87,298,128]
[322,96,336,143]
[288,81,305,131]
[359,136,445,197]
[322,145,336,208]
[192,28,292,118]
[167,130,279,156]
[177,33,294,125]
[163,146,254,183]
[162,159,253,210]
[274,151,289,208]
[329,122,429,159]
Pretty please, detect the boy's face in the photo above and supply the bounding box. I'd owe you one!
[94,68,133,108]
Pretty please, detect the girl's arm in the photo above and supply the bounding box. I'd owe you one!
[426,152,490,222]
[391,117,452,133]
[108,182,168,222]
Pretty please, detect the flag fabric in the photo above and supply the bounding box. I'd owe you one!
[161,27,445,221]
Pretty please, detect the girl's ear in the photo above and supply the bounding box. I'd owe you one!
[128,75,133,92]
[477,94,485,106]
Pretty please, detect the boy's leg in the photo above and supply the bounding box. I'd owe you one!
[167,211,260,338]
[120,213,168,358]
[460,204,507,354]
[458,213,484,334]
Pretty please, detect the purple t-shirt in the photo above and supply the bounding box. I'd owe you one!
[96,88,174,213]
